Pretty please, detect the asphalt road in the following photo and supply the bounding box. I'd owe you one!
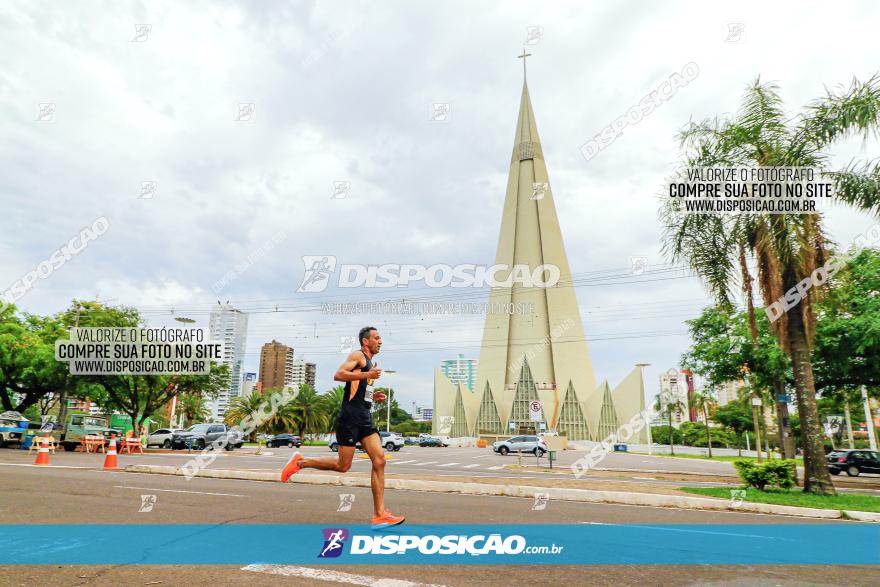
[2,452,879,586]
[6,444,878,492]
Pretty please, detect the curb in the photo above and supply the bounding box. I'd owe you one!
[123,464,869,521]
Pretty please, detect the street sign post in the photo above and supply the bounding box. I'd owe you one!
[529,400,543,422]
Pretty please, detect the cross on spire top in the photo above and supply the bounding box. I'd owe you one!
[517,49,532,81]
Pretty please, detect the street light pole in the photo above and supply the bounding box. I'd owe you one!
[635,363,651,455]
[751,395,763,464]
[381,370,397,433]
[862,385,878,451]
[387,388,393,433]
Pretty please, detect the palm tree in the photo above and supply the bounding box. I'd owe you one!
[291,385,329,439]
[653,391,687,455]
[223,393,265,442]
[661,76,880,495]
[319,386,345,430]
[690,391,718,457]
[261,389,299,434]
[177,393,209,426]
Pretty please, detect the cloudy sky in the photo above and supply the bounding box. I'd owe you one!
[3,0,879,412]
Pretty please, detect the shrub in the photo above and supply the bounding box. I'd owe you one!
[733,459,796,491]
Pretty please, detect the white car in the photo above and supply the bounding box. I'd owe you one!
[379,431,405,451]
[146,428,182,448]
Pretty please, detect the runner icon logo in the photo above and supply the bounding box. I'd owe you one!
[319,528,349,558]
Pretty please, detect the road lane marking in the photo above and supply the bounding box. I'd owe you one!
[488,466,504,470]
[241,564,449,586]
[411,461,438,466]
[578,521,790,540]
[0,463,91,469]
[461,464,480,469]
[113,485,245,497]
[391,460,417,465]
[436,463,460,467]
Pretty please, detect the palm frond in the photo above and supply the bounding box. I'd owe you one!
[799,74,880,147]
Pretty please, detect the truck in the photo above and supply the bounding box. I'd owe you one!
[0,411,28,447]
[42,413,126,452]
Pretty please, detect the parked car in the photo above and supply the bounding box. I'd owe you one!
[379,431,404,451]
[145,428,183,448]
[827,449,880,476]
[404,436,420,445]
[266,433,302,448]
[171,424,239,451]
[492,435,547,456]
[419,436,448,448]
[328,435,363,452]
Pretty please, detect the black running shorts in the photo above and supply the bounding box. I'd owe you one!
[335,415,378,447]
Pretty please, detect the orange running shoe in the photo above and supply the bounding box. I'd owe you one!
[371,510,405,530]
[281,451,303,482]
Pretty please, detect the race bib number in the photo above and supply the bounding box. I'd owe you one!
[365,378,374,403]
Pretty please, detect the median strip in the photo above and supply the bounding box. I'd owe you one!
[123,464,879,522]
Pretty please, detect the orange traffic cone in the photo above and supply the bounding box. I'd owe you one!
[103,435,118,470]
[34,436,50,466]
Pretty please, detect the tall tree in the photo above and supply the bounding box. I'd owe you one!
[661,75,880,494]
[224,393,268,442]
[690,391,718,457]
[291,384,329,438]
[653,391,687,455]
[714,400,754,456]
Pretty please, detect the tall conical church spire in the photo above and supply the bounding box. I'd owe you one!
[471,55,599,435]
[433,57,645,441]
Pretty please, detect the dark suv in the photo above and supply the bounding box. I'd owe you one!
[827,449,880,476]
[171,424,240,451]
[266,433,302,448]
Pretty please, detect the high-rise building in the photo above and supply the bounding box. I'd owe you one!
[411,404,433,422]
[440,354,477,392]
[432,58,646,441]
[206,303,248,421]
[259,340,294,392]
[287,356,317,390]
[658,368,689,428]
[241,372,258,398]
[715,380,746,406]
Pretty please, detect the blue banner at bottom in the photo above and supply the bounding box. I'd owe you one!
[0,524,877,565]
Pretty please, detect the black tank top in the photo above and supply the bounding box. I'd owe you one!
[341,351,374,423]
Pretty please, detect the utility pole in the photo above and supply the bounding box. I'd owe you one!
[751,395,763,463]
[844,400,855,450]
[386,388,393,433]
[57,301,82,428]
[862,385,878,451]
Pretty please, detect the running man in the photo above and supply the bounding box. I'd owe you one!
[281,326,405,530]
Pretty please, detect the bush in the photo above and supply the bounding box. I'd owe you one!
[650,426,683,445]
[733,459,797,491]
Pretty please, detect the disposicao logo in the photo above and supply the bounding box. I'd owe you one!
[318,528,348,558]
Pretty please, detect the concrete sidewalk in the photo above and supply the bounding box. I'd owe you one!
[125,464,880,523]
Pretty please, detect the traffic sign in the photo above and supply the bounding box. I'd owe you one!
[529,400,543,422]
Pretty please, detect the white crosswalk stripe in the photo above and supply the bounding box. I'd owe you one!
[488,465,504,470]
[391,460,417,465]
[412,461,438,466]
[461,464,480,469]
[437,462,460,467]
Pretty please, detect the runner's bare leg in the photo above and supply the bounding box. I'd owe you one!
[360,433,386,517]
[300,446,355,473]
